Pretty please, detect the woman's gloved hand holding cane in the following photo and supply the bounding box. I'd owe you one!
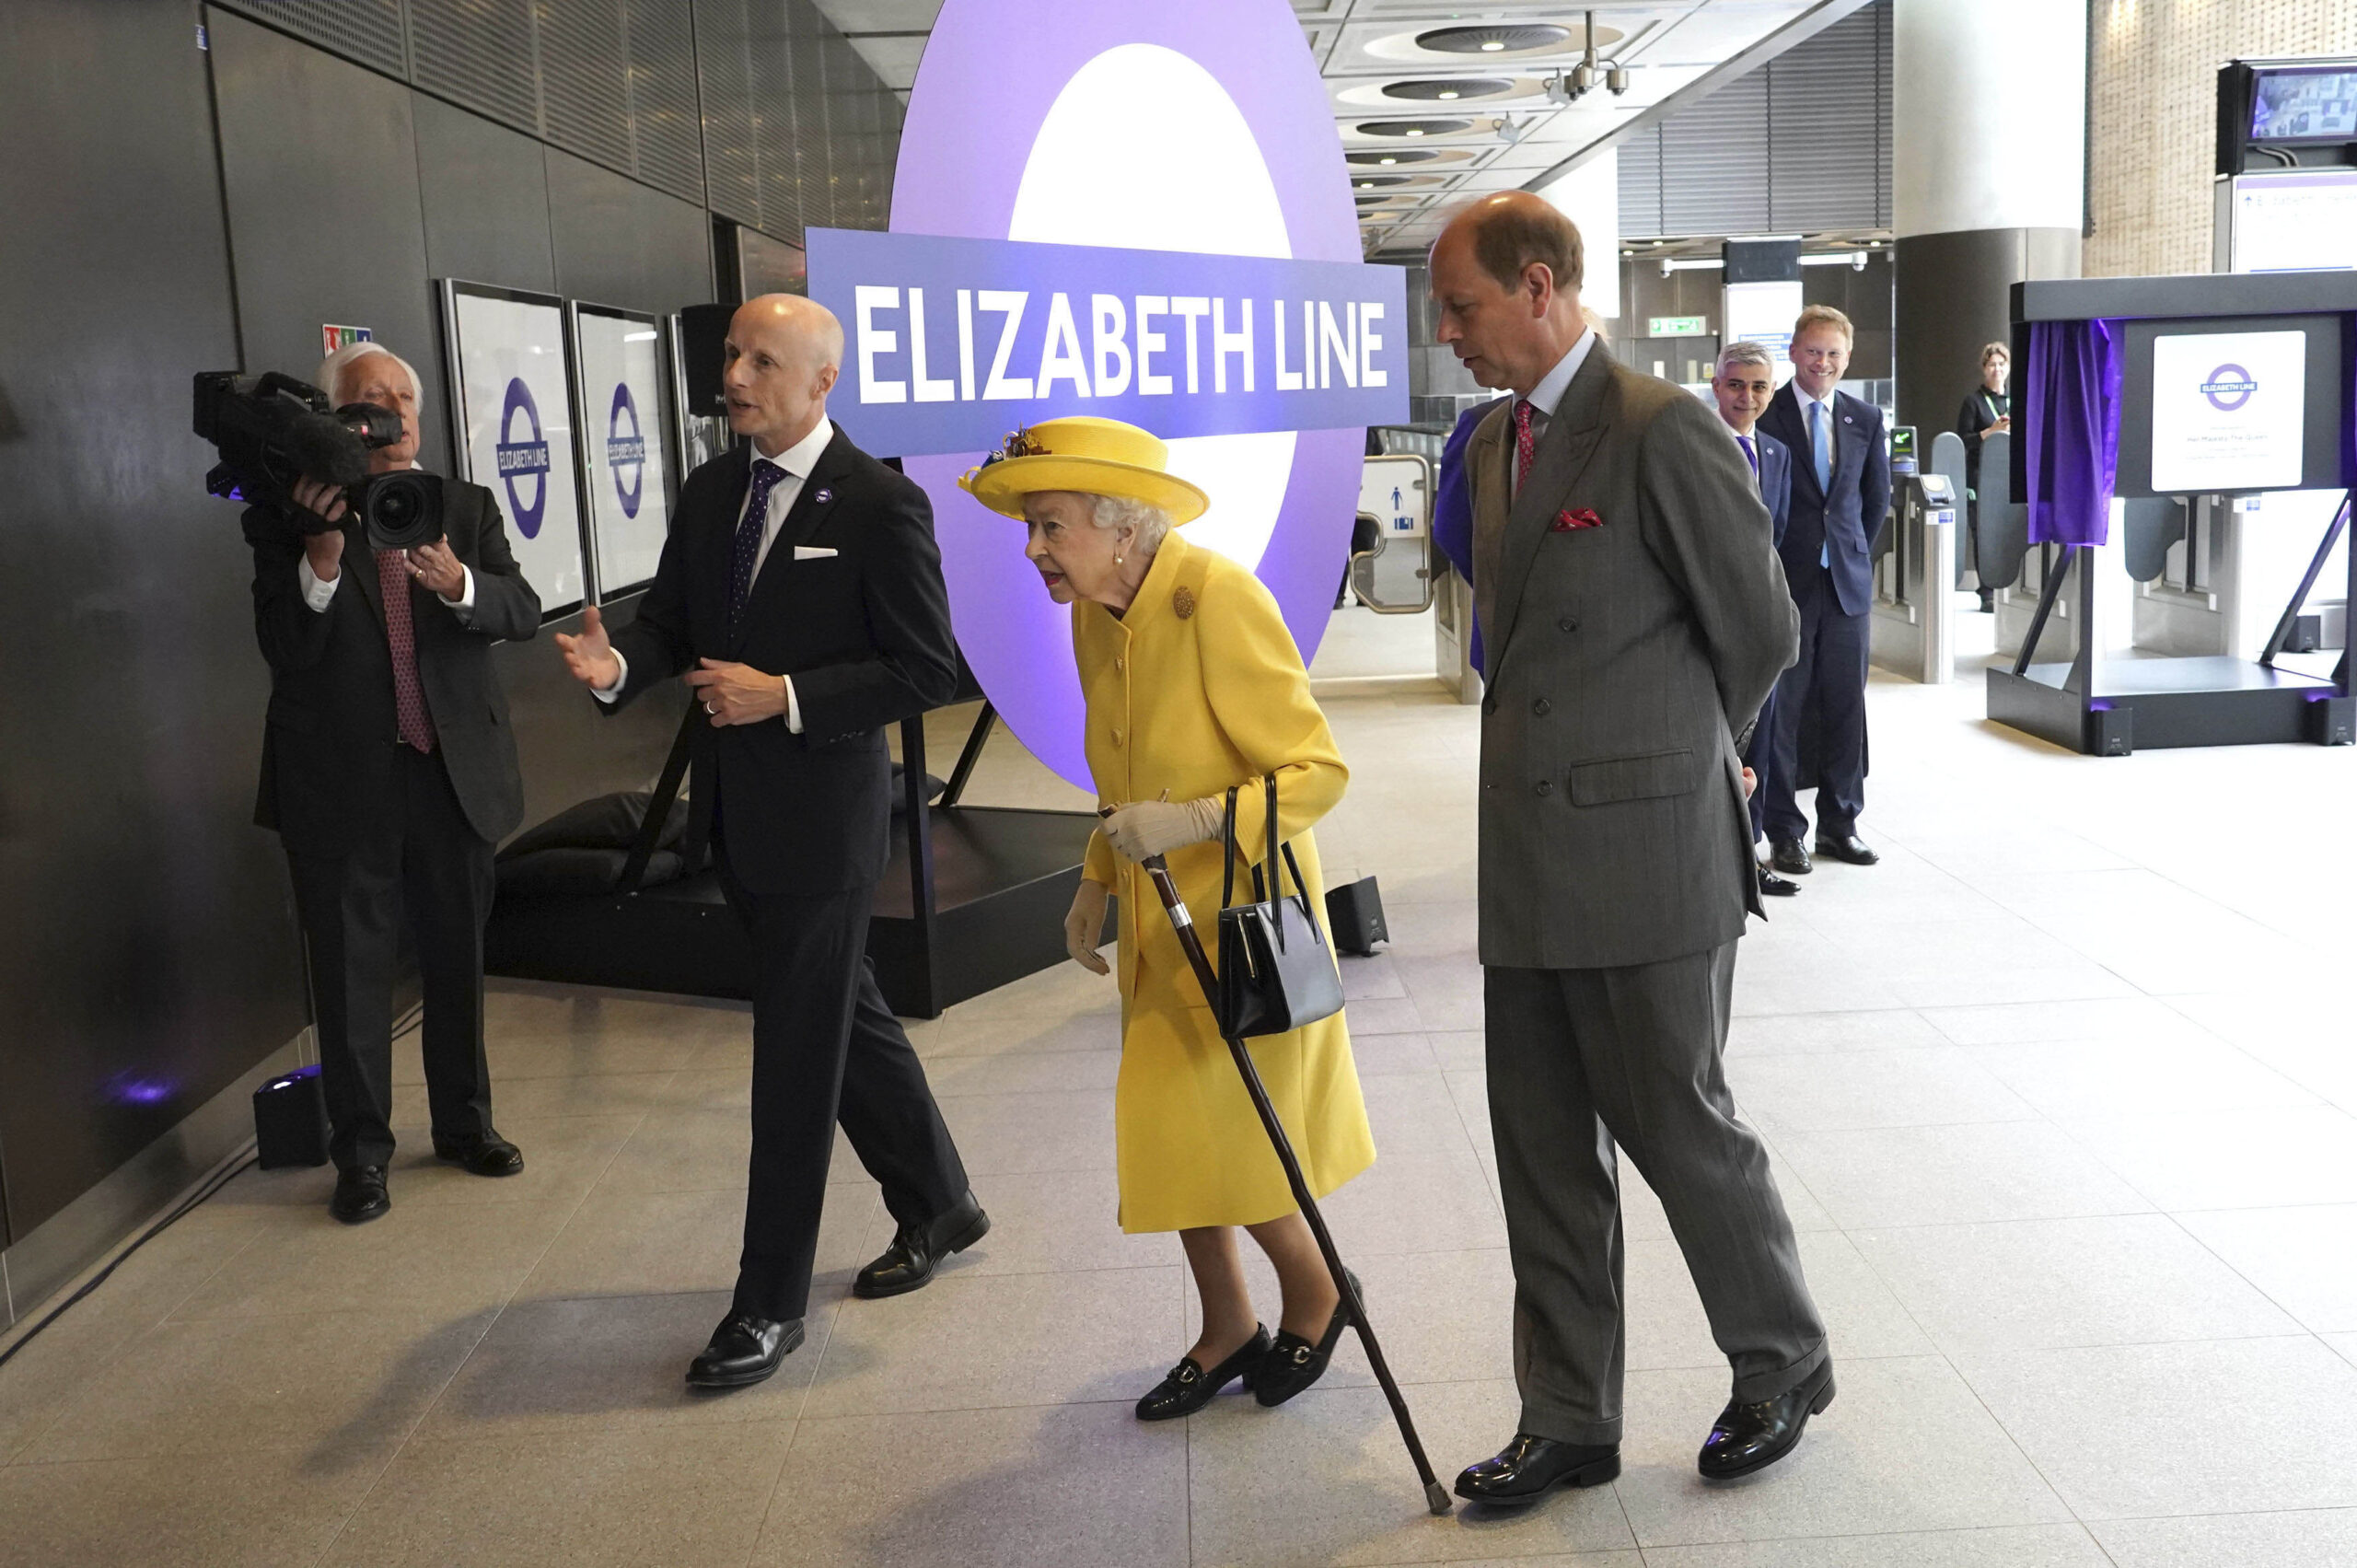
[1064,796,1224,976]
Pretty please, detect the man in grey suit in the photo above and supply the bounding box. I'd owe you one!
[1429,194,1831,1504]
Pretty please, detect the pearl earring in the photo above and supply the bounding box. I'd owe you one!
[1115,553,1124,565]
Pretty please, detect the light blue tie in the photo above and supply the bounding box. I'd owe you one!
[1810,400,1832,567]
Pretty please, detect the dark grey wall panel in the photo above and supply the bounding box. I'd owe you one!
[625,0,704,205]
[211,10,449,468]
[414,93,558,294]
[0,0,306,1242]
[537,0,633,174]
[546,148,714,314]
[222,0,409,76]
[409,0,543,138]
[1623,0,1892,240]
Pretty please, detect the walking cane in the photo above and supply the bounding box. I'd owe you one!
[1132,850,1453,1516]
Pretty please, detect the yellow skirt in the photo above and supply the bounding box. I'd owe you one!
[1109,829,1376,1234]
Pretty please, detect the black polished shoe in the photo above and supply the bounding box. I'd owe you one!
[432,1128,524,1177]
[1255,1269,1359,1407]
[1814,833,1881,866]
[329,1166,390,1225]
[854,1190,991,1299]
[1758,867,1802,898]
[1454,1434,1621,1504]
[1135,1325,1270,1422]
[1698,1359,1836,1480]
[1769,839,1812,876]
[685,1312,805,1389]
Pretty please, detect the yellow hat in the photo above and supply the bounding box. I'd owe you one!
[958,416,1210,525]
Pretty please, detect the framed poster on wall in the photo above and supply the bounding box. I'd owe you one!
[436,279,587,620]
[569,301,672,601]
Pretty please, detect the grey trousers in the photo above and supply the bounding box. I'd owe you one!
[1485,943,1828,1446]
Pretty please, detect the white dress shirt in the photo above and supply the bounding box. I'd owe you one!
[1799,387,1839,566]
[594,416,833,733]
[1508,328,1596,496]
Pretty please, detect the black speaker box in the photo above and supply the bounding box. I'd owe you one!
[1324,876,1387,958]
[253,1064,331,1168]
[678,302,734,419]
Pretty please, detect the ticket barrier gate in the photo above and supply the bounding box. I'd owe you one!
[1352,455,1434,615]
[1870,425,1960,684]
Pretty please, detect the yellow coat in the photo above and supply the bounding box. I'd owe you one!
[1075,530,1376,1233]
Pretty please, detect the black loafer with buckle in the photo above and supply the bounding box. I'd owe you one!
[1135,1325,1271,1422]
[1254,1269,1359,1408]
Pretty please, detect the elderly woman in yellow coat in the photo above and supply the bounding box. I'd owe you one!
[962,417,1376,1422]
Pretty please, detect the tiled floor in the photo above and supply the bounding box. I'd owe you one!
[5,605,2357,1568]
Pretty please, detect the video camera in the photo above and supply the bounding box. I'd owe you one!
[192,370,444,551]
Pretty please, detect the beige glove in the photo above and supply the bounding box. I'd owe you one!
[1064,877,1111,974]
[1101,796,1224,863]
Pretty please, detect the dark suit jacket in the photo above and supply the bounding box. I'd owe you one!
[247,479,540,856]
[601,427,960,896]
[1468,343,1798,970]
[1752,428,1793,547]
[1759,383,1890,617]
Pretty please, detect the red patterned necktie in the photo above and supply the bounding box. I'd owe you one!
[375,549,436,754]
[1514,398,1538,490]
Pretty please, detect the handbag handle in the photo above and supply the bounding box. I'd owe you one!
[1213,774,1326,958]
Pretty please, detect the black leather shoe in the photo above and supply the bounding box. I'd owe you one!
[1769,839,1812,876]
[1815,833,1881,866]
[431,1128,524,1177]
[1255,1269,1358,1407]
[1699,1360,1836,1480]
[1454,1434,1621,1504]
[330,1166,389,1225]
[685,1312,805,1389]
[854,1190,991,1298]
[1758,867,1802,898]
[1136,1325,1270,1422]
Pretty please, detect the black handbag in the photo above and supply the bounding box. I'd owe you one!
[1214,774,1346,1040]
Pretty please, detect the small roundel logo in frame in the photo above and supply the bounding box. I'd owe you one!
[2200,364,2258,412]
[607,383,647,519]
[495,377,552,538]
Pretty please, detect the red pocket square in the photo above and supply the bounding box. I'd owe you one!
[1553,507,1605,531]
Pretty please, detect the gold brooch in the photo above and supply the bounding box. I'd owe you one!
[1173,586,1196,620]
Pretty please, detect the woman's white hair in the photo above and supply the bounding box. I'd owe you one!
[316,342,423,406]
[1081,492,1174,558]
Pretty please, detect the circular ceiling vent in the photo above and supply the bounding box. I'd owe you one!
[1347,148,1437,166]
[1415,23,1571,55]
[1383,76,1514,101]
[1357,117,1473,138]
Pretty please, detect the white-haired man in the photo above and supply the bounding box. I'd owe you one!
[557,295,982,1389]
[246,343,541,1223]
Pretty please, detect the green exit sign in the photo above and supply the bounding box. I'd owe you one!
[1648,315,1708,337]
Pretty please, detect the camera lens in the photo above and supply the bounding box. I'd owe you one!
[359,470,444,552]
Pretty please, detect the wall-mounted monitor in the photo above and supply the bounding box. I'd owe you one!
[437,280,588,620]
[569,301,673,602]
[2250,65,2357,144]
[2116,311,2350,498]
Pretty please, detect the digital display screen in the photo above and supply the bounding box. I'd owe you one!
[2251,67,2357,142]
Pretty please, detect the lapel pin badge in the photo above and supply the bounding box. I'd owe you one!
[813,487,832,505]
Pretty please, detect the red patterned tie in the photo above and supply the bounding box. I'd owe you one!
[376,549,436,754]
[1514,399,1537,490]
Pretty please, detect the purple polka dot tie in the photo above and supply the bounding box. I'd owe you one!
[729,460,788,632]
[375,549,436,753]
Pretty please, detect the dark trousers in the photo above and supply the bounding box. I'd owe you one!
[285,745,495,1172]
[715,847,970,1322]
[1485,946,1827,1446]
[1743,689,1778,845]
[1763,567,1870,842]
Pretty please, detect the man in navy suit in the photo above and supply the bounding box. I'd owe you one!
[1755,306,1889,873]
[1710,342,1799,898]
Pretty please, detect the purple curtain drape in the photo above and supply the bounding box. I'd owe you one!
[2025,318,2124,546]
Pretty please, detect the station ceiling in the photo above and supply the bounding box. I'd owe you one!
[811,0,1875,258]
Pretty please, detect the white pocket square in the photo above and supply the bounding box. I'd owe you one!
[794,546,838,561]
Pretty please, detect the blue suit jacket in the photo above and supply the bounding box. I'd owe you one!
[1748,427,1792,547]
[1758,383,1889,616]
[1431,401,1491,674]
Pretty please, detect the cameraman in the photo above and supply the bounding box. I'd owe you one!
[247,342,540,1224]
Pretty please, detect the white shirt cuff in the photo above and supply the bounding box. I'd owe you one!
[443,564,476,622]
[785,676,802,735]
[592,647,629,704]
[297,555,340,613]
